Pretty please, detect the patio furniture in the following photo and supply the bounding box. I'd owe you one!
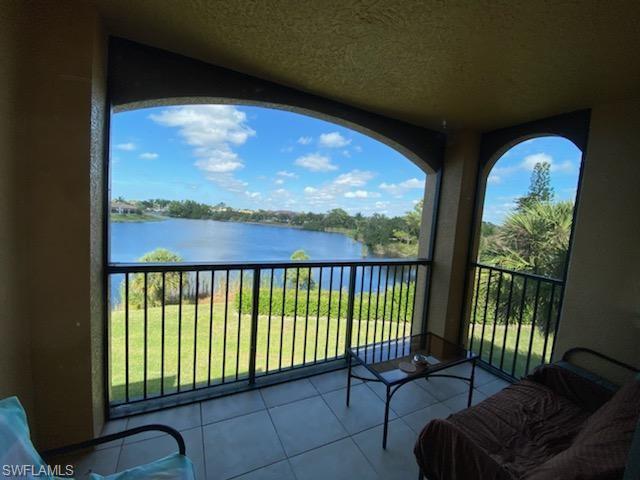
[414,348,640,480]
[0,396,195,479]
[346,332,478,448]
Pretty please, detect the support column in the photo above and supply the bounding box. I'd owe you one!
[425,130,480,343]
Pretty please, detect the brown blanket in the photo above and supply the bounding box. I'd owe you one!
[414,364,637,480]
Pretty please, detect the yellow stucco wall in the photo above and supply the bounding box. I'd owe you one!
[554,98,640,380]
[0,0,106,448]
[0,0,35,424]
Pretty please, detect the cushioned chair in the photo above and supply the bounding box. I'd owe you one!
[0,396,195,479]
[414,348,640,480]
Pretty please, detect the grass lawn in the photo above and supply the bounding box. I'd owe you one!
[109,302,411,402]
[469,323,554,378]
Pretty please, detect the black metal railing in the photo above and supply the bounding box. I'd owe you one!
[467,263,564,379]
[107,258,430,408]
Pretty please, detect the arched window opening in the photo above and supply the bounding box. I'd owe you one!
[106,103,433,409]
[468,136,582,378]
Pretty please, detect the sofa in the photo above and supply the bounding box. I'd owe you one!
[414,349,640,480]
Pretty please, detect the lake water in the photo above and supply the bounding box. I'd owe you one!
[108,218,416,305]
[110,218,366,263]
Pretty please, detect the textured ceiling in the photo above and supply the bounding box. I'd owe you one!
[91,0,640,131]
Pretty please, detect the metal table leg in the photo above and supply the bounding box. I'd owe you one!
[346,353,353,406]
[382,384,391,449]
[467,358,476,407]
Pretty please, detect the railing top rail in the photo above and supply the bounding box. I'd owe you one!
[472,262,564,285]
[108,257,431,273]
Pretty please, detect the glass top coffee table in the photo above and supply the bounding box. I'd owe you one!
[346,332,478,448]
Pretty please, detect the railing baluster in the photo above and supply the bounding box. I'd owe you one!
[249,268,260,383]
[335,266,344,358]
[207,271,214,386]
[394,265,405,356]
[525,279,542,375]
[177,272,183,392]
[279,268,287,371]
[125,273,129,403]
[344,265,357,354]
[469,266,483,352]
[161,272,166,396]
[365,266,374,361]
[381,265,391,360]
[222,270,229,383]
[388,266,397,358]
[402,266,412,355]
[303,267,311,364]
[143,272,148,399]
[193,271,199,389]
[372,266,383,362]
[541,283,556,364]
[478,269,493,359]
[313,267,323,364]
[511,276,528,377]
[236,270,243,381]
[266,269,274,374]
[499,274,515,371]
[489,272,503,366]
[324,267,334,361]
[291,267,300,368]
[356,266,365,348]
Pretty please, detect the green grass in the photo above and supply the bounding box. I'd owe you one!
[109,302,411,402]
[469,323,553,378]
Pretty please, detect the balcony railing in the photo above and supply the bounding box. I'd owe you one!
[107,258,430,412]
[467,262,564,379]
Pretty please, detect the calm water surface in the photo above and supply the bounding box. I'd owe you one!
[110,218,366,262]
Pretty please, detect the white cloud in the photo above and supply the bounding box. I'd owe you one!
[277,170,298,178]
[488,152,574,186]
[150,105,255,189]
[342,150,351,158]
[375,201,389,209]
[379,177,424,197]
[245,191,261,198]
[274,178,284,185]
[280,146,294,153]
[116,142,136,151]
[139,152,158,160]
[344,190,381,199]
[294,153,338,172]
[319,132,351,148]
[334,170,375,187]
[205,174,248,193]
[297,136,313,145]
[302,169,377,207]
[353,145,363,153]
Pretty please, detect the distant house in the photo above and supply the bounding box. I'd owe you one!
[111,201,140,215]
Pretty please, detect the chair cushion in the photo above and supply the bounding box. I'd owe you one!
[525,376,640,480]
[0,396,49,479]
[89,453,196,480]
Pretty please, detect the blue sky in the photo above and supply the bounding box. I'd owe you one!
[482,136,582,224]
[110,105,427,217]
[110,105,581,222]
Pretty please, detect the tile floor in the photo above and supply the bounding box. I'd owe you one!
[58,364,508,480]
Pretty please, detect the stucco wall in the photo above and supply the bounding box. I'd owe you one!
[554,98,640,380]
[0,0,35,422]
[0,0,106,448]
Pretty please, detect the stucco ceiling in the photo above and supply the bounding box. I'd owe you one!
[92,0,640,131]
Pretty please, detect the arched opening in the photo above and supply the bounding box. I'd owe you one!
[466,135,583,378]
[106,103,436,411]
